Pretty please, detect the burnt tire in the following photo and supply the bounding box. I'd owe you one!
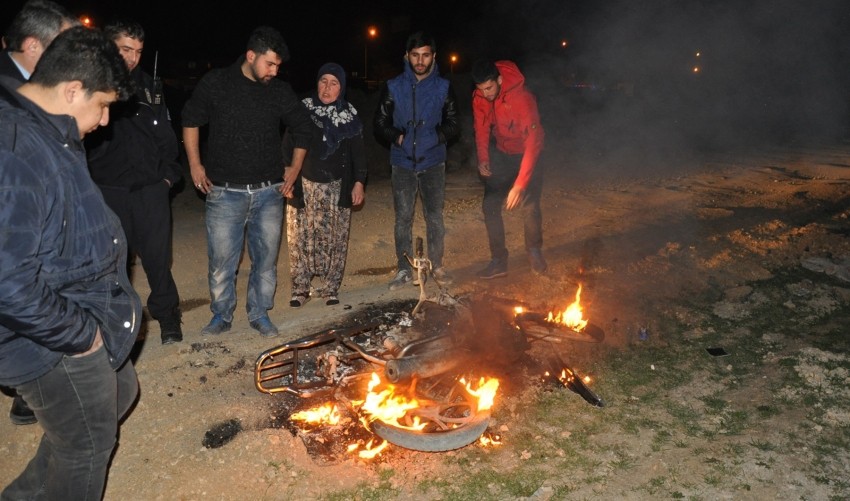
[370,411,491,452]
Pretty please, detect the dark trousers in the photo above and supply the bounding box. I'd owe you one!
[482,150,544,261]
[391,163,446,270]
[100,182,179,320]
[2,348,139,501]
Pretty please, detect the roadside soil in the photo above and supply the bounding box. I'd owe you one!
[2,134,850,499]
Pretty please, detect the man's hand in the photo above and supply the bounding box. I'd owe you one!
[506,185,525,210]
[282,166,297,198]
[72,327,103,358]
[478,162,491,177]
[190,163,210,193]
[396,134,404,146]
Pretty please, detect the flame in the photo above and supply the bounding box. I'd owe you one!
[479,432,502,446]
[546,285,588,332]
[290,403,341,426]
[558,368,592,385]
[348,438,389,459]
[355,373,427,430]
[463,377,500,412]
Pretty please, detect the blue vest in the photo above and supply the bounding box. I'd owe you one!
[386,64,449,171]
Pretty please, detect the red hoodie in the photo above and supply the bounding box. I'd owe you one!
[472,60,545,190]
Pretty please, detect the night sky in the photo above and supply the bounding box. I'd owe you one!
[4,0,850,145]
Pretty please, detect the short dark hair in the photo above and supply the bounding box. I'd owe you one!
[29,26,132,101]
[104,18,145,43]
[246,26,289,63]
[4,0,80,51]
[472,59,499,84]
[405,31,436,53]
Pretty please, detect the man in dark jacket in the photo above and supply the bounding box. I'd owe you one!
[0,0,79,83]
[374,31,459,290]
[86,19,184,345]
[0,0,79,427]
[0,26,140,500]
[182,26,312,338]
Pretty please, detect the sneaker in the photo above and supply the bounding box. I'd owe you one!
[528,248,548,275]
[432,267,453,285]
[159,315,183,345]
[201,314,231,336]
[10,394,37,426]
[388,269,412,291]
[477,259,508,280]
[250,315,279,338]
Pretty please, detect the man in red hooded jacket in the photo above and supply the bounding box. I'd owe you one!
[472,59,546,279]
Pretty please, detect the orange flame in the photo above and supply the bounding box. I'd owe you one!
[348,438,389,459]
[354,373,427,430]
[463,377,500,412]
[290,403,341,426]
[546,285,588,331]
[479,432,502,446]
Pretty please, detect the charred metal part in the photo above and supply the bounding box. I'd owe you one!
[514,312,605,343]
[384,349,467,383]
[547,352,605,407]
[254,322,383,397]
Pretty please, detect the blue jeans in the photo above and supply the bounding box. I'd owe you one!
[2,347,138,501]
[205,184,283,322]
[391,163,445,271]
[482,150,544,260]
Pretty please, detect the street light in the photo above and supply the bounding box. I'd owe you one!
[364,25,377,80]
[449,54,458,74]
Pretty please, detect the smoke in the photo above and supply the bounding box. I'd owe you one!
[457,0,850,178]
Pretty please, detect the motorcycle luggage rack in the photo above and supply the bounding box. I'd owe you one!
[254,322,384,398]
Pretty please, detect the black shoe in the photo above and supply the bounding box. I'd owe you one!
[528,248,548,275]
[10,394,37,425]
[159,315,183,345]
[477,259,508,280]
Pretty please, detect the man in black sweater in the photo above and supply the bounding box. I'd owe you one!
[182,26,312,338]
[86,19,184,345]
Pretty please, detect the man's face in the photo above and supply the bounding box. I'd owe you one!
[70,87,118,138]
[114,35,143,71]
[246,49,282,84]
[475,76,502,102]
[407,46,434,79]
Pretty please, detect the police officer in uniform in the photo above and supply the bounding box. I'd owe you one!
[86,19,184,344]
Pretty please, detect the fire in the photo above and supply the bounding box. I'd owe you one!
[462,377,500,412]
[348,438,389,459]
[546,285,588,332]
[355,373,426,431]
[479,432,502,446]
[559,369,591,385]
[290,403,341,426]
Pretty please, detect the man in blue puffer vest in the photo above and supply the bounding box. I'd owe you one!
[374,30,459,290]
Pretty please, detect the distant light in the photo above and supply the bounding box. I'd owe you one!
[693,66,700,73]
[450,54,458,63]
[695,51,701,57]
[79,15,93,28]
[367,26,377,39]
[561,39,569,48]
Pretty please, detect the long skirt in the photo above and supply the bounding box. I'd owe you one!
[286,178,351,299]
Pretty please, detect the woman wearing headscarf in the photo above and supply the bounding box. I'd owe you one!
[284,62,367,306]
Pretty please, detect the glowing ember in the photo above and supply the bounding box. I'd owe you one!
[558,368,591,385]
[354,373,426,430]
[546,285,588,331]
[348,438,389,459]
[463,377,500,411]
[290,403,341,426]
[479,432,502,446]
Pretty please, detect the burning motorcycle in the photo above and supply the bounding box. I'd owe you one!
[254,239,604,454]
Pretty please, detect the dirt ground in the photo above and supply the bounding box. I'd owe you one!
[2,133,850,499]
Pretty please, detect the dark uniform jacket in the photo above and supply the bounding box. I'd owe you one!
[86,67,182,189]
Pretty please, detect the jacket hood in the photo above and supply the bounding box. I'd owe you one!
[474,60,525,100]
[402,55,441,83]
